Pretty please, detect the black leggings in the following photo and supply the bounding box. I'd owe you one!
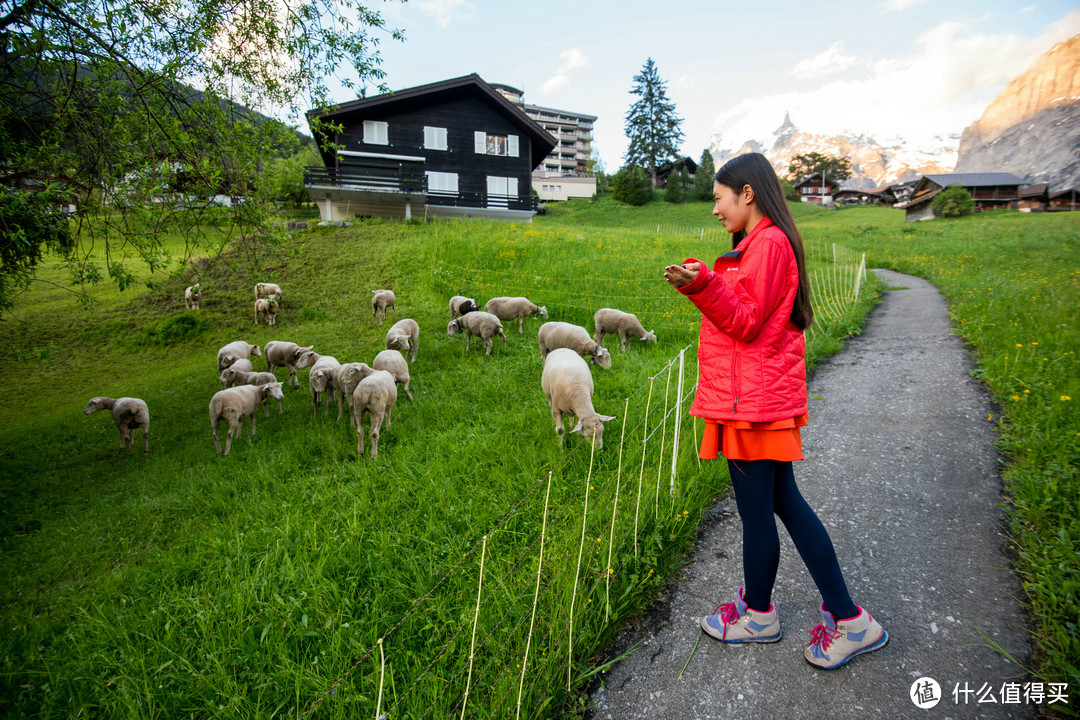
[727,458,859,620]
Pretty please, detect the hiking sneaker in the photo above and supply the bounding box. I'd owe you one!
[700,587,782,643]
[804,603,889,669]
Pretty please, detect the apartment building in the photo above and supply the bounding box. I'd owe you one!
[492,84,598,202]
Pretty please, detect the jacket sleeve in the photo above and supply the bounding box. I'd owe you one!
[678,234,793,343]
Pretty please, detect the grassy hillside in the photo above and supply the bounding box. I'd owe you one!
[3,196,1075,716]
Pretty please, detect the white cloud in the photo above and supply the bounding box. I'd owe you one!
[540,48,589,96]
[418,0,475,28]
[790,42,862,79]
[881,0,929,12]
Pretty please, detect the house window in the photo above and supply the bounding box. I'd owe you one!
[426,171,459,194]
[363,120,389,145]
[486,176,519,206]
[474,132,519,157]
[423,126,448,151]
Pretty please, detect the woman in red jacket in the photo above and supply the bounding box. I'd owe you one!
[664,153,888,670]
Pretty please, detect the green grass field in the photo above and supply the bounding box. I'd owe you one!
[0,195,1075,717]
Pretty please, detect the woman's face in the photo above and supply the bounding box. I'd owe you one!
[712,181,751,234]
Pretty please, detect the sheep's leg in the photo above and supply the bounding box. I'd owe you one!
[224,420,239,456]
[620,331,629,352]
[518,316,524,334]
[311,390,320,418]
[384,403,391,431]
[212,419,222,455]
[369,409,383,457]
[261,397,270,418]
[249,414,257,436]
[323,390,334,417]
[403,379,413,401]
[594,330,605,347]
[355,409,366,454]
[550,404,565,445]
[276,397,283,415]
[483,335,492,356]
[464,332,472,352]
[142,425,149,454]
[336,391,345,421]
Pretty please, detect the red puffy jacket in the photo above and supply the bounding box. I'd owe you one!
[677,217,808,422]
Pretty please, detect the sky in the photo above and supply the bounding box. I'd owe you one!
[296,0,1080,172]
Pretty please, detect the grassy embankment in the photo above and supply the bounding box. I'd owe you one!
[23,195,1078,718]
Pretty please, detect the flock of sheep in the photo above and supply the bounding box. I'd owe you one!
[83,282,659,459]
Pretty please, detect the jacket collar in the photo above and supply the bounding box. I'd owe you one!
[721,217,774,258]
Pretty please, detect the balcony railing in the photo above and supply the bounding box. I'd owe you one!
[304,167,538,213]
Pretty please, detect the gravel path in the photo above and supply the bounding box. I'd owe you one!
[587,270,1034,720]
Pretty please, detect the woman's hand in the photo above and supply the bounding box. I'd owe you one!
[664,262,700,288]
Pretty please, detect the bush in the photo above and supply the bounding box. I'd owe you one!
[931,184,975,218]
[610,166,654,206]
[780,178,800,202]
[130,313,210,346]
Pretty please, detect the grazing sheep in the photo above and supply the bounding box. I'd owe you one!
[373,348,413,401]
[540,348,616,450]
[351,370,398,458]
[449,295,478,319]
[209,382,284,456]
[331,362,375,422]
[254,296,279,325]
[218,367,283,415]
[371,289,396,325]
[593,308,657,352]
[485,296,548,334]
[296,350,340,417]
[83,396,150,455]
[255,282,283,301]
[537,322,612,369]
[216,340,262,373]
[385,318,420,362]
[218,357,254,389]
[184,284,202,310]
[264,341,311,389]
[447,311,506,356]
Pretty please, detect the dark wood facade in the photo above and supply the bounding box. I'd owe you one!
[305,74,556,221]
[898,172,1025,222]
[793,173,837,204]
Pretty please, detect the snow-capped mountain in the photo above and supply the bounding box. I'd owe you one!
[708,112,958,190]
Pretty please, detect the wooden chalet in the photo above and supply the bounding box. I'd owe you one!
[897,172,1025,222]
[1018,183,1049,212]
[655,157,698,189]
[793,173,837,204]
[1049,187,1079,211]
[833,187,884,205]
[305,74,557,222]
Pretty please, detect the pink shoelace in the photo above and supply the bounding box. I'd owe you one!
[809,622,840,650]
[711,601,739,626]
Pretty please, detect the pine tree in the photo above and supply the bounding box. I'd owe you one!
[694,149,716,201]
[624,58,684,188]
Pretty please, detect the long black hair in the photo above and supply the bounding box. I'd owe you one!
[714,153,814,330]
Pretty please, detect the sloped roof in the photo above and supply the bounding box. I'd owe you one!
[923,172,1026,188]
[307,74,557,168]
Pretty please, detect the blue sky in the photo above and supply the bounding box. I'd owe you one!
[302,1,1080,171]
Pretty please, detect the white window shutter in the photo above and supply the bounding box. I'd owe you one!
[508,177,519,196]
[508,135,519,158]
[475,131,487,154]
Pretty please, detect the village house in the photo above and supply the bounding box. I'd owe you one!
[304,74,556,222]
[792,173,837,204]
[655,157,698,190]
[897,172,1026,222]
[1049,187,1080,211]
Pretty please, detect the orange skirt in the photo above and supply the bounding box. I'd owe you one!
[699,414,808,462]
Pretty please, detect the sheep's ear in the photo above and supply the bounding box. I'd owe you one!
[596,414,616,422]
[570,420,584,434]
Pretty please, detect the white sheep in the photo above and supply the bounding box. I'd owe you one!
[373,348,413,401]
[218,357,254,389]
[447,311,506,356]
[216,340,261,373]
[449,295,479,319]
[263,341,311,389]
[593,308,657,352]
[537,321,612,369]
[184,284,201,310]
[296,350,340,417]
[330,362,375,422]
[218,367,283,415]
[209,382,284,456]
[371,289,396,325]
[351,370,398,458]
[255,282,283,301]
[385,318,420,362]
[254,296,279,325]
[541,348,615,450]
[485,296,548,334]
[83,396,150,455]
